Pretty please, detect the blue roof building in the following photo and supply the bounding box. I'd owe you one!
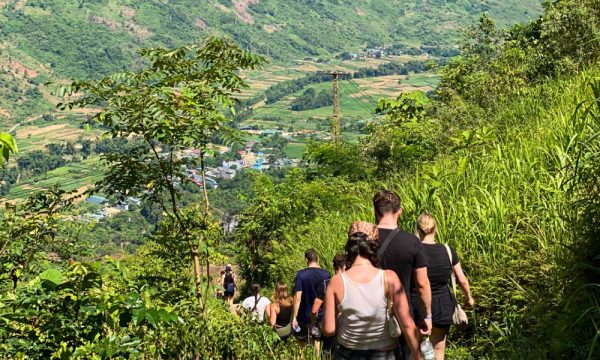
[86,195,108,205]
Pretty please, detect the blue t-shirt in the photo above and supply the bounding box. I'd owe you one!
[294,267,331,324]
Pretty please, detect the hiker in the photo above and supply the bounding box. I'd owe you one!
[415,214,474,360]
[292,248,331,347]
[221,264,236,305]
[322,222,423,360]
[374,190,432,360]
[266,282,294,340]
[313,253,347,357]
[312,253,347,318]
[241,281,271,322]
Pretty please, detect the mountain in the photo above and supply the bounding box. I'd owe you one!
[0,0,542,122]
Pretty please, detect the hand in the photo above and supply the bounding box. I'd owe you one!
[465,297,475,308]
[292,318,298,329]
[420,317,432,336]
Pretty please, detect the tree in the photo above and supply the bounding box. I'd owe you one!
[59,37,266,310]
[0,132,17,165]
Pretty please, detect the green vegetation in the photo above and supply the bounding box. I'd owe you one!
[3,0,600,359]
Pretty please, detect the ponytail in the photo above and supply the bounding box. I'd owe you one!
[250,281,261,311]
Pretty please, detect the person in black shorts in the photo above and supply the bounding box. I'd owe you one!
[414,213,474,359]
[373,190,432,360]
[292,248,330,350]
[221,264,236,305]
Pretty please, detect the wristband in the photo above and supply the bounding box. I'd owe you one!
[424,315,432,320]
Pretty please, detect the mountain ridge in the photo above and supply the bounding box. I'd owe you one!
[0,0,542,122]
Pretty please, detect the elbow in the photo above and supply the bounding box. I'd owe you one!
[323,323,335,337]
[401,319,417,334]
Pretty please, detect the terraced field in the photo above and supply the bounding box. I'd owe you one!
[4,157,103,201]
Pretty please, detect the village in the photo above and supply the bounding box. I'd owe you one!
[82,130,304,221]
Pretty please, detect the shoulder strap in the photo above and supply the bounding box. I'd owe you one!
[382,270,389,301]
[252,296,262,311]
[377,228,401,265]
[444,244,457,296]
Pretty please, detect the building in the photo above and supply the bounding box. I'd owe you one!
[86,195,108,206]
[218,167,237,180]
[261,129,282,137]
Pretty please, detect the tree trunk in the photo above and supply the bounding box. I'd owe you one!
[191,247,204,310]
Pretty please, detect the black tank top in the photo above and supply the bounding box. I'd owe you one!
[276,305,292,327]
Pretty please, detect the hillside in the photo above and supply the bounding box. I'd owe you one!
[0,0,599,358]
[0,0,542,122]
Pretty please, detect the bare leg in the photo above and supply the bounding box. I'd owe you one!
[430,327,449,360]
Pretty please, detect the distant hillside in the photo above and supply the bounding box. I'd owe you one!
[0,0,542,121]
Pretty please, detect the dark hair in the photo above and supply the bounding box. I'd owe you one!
[373,190,401,222]
[305,248,319,263]
[251,280,261,310]
[345,232,379,269]
[332,253,346,272]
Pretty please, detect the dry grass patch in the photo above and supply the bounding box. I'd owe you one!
[0,108,11,118]
[121,6,135,18]
[233,0,260,24]
[1,59,38,78]
[195,18,208,29]
[263,24,280,33]
[13,0,26,11]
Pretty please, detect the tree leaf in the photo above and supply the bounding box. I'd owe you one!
[39,268,64,286]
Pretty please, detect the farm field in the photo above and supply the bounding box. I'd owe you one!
[241,73,439,131]
[14,122,98,152]
[4,157,104,201]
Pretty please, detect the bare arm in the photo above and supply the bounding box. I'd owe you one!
[292,291,302,326]
[453,263,474,306]
[388,271,423,360]
[414,267,432,334]
[322,275,340,337]
[268,303,278,327]
[311,298,323,324]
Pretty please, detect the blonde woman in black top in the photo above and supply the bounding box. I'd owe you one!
[414,214,474,360]
[267,282,294,340]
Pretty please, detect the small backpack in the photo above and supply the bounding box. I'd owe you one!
[224,273,235,292]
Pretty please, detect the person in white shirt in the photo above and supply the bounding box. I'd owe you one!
[242,281,271,322]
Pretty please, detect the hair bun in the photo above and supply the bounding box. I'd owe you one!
[348,221,379,241]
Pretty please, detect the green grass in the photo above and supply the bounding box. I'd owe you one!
[283,142,305,158]
[5,157,103,200]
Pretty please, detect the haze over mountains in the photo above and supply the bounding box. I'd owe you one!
[0,0,542,122]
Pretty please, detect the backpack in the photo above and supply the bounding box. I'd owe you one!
[224,273,235,292]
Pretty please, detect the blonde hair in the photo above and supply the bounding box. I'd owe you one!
[416,213,437,237]
[272,282,293,307]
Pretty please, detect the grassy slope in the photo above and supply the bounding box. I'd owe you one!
[267,67,599,358]
[0,0,541,122]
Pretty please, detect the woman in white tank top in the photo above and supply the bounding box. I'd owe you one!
[323,222,424,360]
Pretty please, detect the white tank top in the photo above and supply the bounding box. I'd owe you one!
[337,270,396,350]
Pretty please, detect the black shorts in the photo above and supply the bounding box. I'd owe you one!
[412,290,456,329]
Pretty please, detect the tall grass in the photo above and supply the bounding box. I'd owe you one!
[266,67,600,358]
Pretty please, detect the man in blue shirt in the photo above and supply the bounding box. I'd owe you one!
[292,248,330,344]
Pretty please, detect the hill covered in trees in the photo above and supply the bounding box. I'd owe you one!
[0,0,542,122]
